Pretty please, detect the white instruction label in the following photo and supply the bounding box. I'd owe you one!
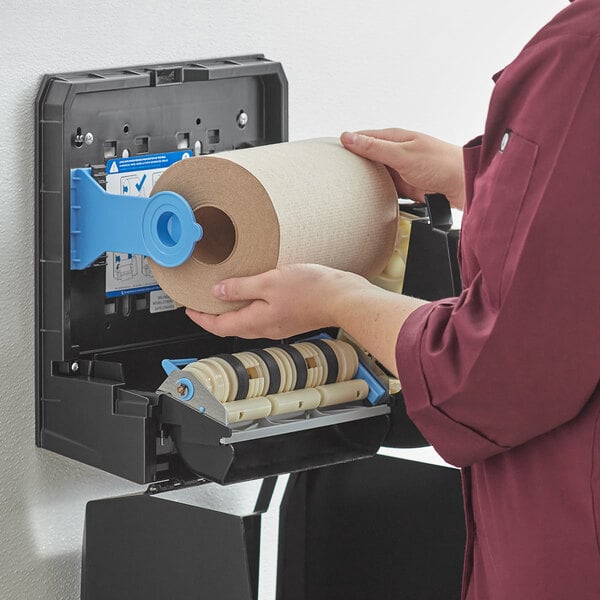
[149,290,179,314]
[104,150,192,306]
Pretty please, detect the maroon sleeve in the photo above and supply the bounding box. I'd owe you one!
[396,25,600,467]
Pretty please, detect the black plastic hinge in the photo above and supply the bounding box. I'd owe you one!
[425,193,454,230]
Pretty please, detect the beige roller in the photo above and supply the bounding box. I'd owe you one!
[149,138,399,314]
[224,397,272,424]
[267,387,322,416]
[316,379,369,407]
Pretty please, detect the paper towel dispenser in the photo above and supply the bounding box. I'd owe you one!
[35,56,461,487]
[35,56,425,486]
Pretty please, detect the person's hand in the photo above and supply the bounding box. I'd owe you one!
[341,128,465,210]
[186,263,428,374]
[186,264,367,339]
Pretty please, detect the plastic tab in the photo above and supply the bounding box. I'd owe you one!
[70,168,202,270]
[161,358,198,376]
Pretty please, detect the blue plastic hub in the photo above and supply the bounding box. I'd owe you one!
[175,377,195,401]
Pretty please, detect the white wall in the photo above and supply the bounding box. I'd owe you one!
[0,1,565,598]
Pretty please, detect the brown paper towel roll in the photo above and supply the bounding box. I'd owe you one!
[149,138,398,314]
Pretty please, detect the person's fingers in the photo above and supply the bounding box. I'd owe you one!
[355,128,416,143]
[340,131,406,169]
[385,166,425,202]
[185,308,220,331]
[213,271,273,302]
[186,306,264,338]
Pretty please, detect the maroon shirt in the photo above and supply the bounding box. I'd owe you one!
[396,1,600,598]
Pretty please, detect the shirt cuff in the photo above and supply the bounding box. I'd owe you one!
[396,301,509,467]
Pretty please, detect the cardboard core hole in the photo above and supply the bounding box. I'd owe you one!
[193,206,236,265]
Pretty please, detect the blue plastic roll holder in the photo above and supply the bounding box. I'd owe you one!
[70,168,202,270]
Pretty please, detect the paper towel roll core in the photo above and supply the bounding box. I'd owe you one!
[149,138,398,314]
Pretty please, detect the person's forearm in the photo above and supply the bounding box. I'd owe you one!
[331,285,428,376]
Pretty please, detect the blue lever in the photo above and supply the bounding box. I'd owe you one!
[70,168,203,270]
[161,358,198,376]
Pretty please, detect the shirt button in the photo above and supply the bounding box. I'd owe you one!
[500,131,510,152]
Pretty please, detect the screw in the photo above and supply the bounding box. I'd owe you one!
[84,132,94,145]
[148,485,159,494]
[176,382,189,397]
[70,362,79,373]
[237,111,248,128]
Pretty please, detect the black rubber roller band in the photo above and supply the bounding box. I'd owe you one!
[251,349,281,395]
[307,339,339,384]
[279,344,308,390]
[214,353,249,400]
